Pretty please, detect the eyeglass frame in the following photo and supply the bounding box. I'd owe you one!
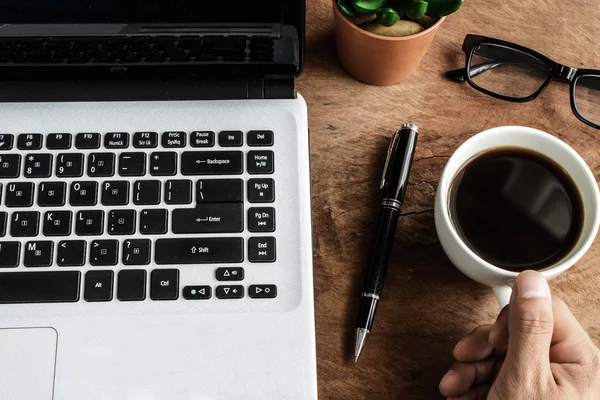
[445,34,600,130]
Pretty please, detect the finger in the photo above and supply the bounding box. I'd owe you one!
[489,306,509,354]
[439,359,496,398]
[505,271,554,377]
[550,297,596,364]
[453,324,495,362]
[447,384,491,400]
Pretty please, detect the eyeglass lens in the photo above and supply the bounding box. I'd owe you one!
[469,43,550,99]
[574,75,600,126]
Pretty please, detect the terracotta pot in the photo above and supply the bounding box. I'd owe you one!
[333,3,445,86]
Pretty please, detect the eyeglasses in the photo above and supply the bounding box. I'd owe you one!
[445,34,600,130]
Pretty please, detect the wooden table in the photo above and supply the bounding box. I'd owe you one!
[299,1,600,398]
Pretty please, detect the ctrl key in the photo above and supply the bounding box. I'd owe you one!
[183,286,212,300]
[150,269,179,300]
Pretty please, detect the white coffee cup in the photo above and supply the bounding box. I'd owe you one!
[435,126,600,307]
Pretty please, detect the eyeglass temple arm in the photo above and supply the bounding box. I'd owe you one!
[445,62,502,82]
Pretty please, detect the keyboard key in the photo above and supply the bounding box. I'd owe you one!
[123,239,151,265]
[183,285,212,300]
[75,210,104,236]
[0,271,80,304]
[76,132,100,149]
[140,209,168,235]
[247,151,274,174]
[108,210,136,235]
[218,131,243,147]
[155,238,243,264]
[84,271,114,302]
[0,212,6,237]
[248,207,275,233]
[38,182,66,207]
[248,237,276,262]
[10,211,39,237]
[119,153,146,176]
[162,131,186,148]
[0,242,20,267]
[150,152,177,176]
[24,153,52,178]
[88,153,115,177]
[5,182,34,207]
[150,269,179,300]
[247,130,274,147]
[165,180,192,204]
[190,131,215,147]
[24,240,53,267]
[117,270,147,301]
[102,181,129,205]
[216,267,244,281]
[216,285,244,299]
[46,133,72,150]
[56,153,84,177]
[17,133,43,150]
[70,181,98,206]
[0,154,21,178]
[181,151,243,175]
[57,240,86,266]
[104,132,129,149]
[43,211,72,236]
[172,204,243,234]
[248,178,274,203]
[0,134,14,150]
[90,239,119,266]
[196,179,243,203]
[248,284,277,299]
[133,132,158,148]
[133,180,161,205]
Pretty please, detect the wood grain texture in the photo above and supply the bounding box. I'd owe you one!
[299,0,600,398]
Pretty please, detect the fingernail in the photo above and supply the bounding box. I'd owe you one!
[516,270,549,299]
[440,369,454,383]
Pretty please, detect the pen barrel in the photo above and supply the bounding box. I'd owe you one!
[362,206,400,295]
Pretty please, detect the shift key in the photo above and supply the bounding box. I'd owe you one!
[155,238,243,264]
[181,151,243,175]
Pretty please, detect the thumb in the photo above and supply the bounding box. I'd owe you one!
[505,270,554,378]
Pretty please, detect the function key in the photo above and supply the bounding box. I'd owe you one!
[84,271,114,302]
[162,131,186,148]
[24,153,53,178]
[46,133,72,150]
[0,241,21,267]
[104,132,129,149]
[218,131,243,147]
[247,130,274,147]
[150,269,179,300]
[216,267,244,281]
[247,151,274,174]
[17,133,43,150]
[216,285,244,299]
[248,178,275,203]
[248,284,277,299]
[75,133,101,149]
[190,131,215,147]
[248,207,275,233]
[0,154,21,178]
[117,270,147,301]
[133,132,158,148]
[0,134,14,150]
[183,286,212,300]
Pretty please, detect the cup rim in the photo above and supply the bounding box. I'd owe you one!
[437,125,600,277]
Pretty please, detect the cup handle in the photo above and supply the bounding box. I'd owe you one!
[492,286,513,308]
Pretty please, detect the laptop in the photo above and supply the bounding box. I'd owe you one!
[0,1,317,399]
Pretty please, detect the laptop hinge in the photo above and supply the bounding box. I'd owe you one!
[250,77,296,100]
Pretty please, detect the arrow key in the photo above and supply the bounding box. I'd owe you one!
[216,267,244,281]
[57,240,86,267]
[216,285,244,299]
[249,284,277,299]
[183,285,212,300]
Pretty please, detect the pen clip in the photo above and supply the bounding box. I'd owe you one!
[380,131,400,189]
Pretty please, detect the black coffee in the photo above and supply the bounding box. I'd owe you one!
[448,147,583,272]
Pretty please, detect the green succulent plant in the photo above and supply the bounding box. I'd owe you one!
[338,0,463,26]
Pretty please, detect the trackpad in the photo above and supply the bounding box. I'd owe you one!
[0,328,57,400]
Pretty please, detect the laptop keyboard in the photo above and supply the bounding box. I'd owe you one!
[0,130,278,303]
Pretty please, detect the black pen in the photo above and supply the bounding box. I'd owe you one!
[354,123,419,362]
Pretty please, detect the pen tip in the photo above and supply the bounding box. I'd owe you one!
[354,328,369,363]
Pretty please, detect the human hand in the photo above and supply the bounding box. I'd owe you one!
[439,270,600,400]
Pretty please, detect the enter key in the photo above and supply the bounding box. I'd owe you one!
[172,204,243,234]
